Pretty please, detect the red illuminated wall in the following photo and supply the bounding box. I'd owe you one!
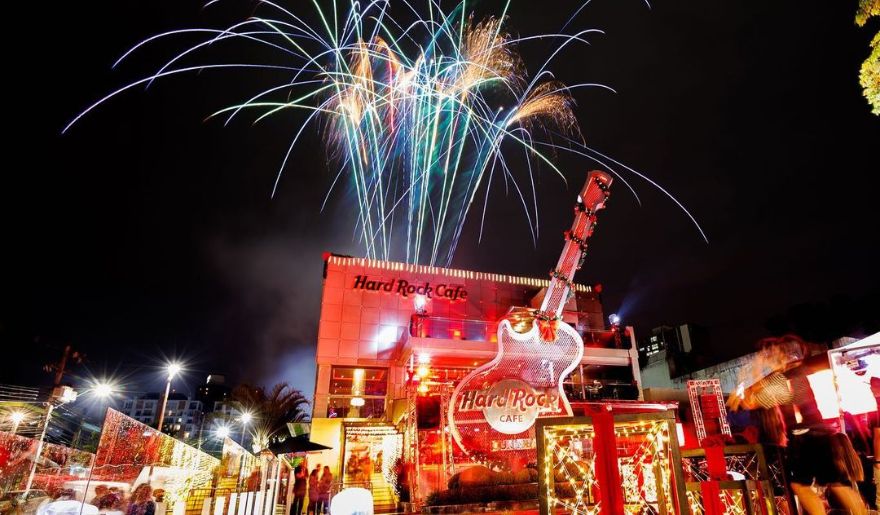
[312,255,604,418]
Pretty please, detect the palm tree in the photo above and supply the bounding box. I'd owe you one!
[231,382,310,451]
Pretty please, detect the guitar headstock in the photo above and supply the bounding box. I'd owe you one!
[576,171,612,221]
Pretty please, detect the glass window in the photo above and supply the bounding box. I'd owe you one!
[564,365,586,401]
[329,367,388,396]
[326,397,385,419]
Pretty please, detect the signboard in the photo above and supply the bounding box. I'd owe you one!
[447,319,583,458]
[456,378,562,435]
[352,275,468,300]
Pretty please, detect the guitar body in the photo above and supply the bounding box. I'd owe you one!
[448,316,584,458]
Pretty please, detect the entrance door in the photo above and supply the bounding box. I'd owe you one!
[341,424,402,513]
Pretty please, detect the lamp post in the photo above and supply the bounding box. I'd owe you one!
[156,363,182,434]
[236,412,253,493]
[238,411,252,446]
[73,382,115,449]
[25,386,77,493]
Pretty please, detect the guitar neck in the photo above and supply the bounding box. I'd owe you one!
[539,171,612,319]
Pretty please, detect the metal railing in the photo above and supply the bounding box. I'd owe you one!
[408,315,632,348]
[184,488,231,515]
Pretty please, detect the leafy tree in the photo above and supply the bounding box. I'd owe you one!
[231,382,310,451]
[857,0,880,114]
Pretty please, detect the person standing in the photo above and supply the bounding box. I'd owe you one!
[306,468,320,515]
[290,464,307,515]
[126,484,155,515]
[729,336,868,515]
[318,466,333,514]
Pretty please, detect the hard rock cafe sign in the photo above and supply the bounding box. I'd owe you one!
[447,171,613,456]
[352,275,468,301]
[456,378,561,435]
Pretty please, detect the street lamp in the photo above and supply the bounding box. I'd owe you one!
[216,425,231,440]
[156,363,182,434]
[9,411,26,435]
[93,382,115,398]
[238,411,253,446]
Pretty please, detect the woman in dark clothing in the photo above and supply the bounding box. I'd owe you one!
[306,468,320,515]
[291,464,308,515]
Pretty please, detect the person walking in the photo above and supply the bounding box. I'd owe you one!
[318,466,333,514]
[306,468,320,515]
[729,336,868,515]
[290,464,307,515]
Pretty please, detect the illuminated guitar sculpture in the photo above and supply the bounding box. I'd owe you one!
[448,171,612,458]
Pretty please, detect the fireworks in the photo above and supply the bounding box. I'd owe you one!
[66,0,706,266]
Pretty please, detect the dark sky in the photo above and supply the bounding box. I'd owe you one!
[3,0,878,399]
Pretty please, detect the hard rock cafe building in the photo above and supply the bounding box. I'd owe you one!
[307,253,645,507]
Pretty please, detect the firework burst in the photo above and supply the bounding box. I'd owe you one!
[66,0,705,266]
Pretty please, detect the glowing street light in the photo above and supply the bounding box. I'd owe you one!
[9,411,26,435]
[167,363,182,380]
[93,382,115,398]
[157,362,183,434]
[238,411,253,446]
[216,426,231,440]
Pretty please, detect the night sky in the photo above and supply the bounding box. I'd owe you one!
[3,0,878,398]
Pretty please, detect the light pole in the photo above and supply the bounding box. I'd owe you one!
[236,413,253,493]
[238,411,252,447]
[74,382,115,449]
[25,386,77,493]
[156,363,182,434]
[9,411,26,435]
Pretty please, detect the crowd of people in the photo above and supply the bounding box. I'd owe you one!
[34,484,158,515]
[727,335,877,514]
[289,463,333,515]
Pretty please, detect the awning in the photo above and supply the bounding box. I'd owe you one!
[267,434,332,455]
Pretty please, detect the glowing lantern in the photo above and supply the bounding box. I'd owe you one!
[330,487,373,515]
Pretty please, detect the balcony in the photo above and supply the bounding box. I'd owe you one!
[399,315,637,368]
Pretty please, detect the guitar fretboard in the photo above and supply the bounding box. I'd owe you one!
[538,172,611,319]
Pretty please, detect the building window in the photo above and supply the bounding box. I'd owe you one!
[326,397,385,419]
[329,367,388,396]
[327,367,388,419]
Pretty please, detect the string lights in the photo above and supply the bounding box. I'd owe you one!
[540,418,680,514]
[328,256,593,292]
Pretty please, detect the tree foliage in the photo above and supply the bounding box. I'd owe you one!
[857,0,880,114]
[231,382,310,450]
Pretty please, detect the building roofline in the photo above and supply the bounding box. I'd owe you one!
[323,253,593,293]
